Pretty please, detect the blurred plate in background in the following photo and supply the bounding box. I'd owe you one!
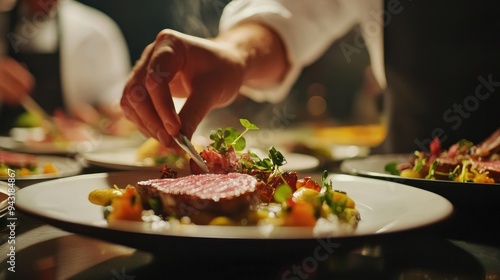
[341,154,500,208]
[82,148,320,172]
[0,134,142,155]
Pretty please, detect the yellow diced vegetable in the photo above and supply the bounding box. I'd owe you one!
[88,188,124,206]
[400,169,423,179]
[43,162,58,174]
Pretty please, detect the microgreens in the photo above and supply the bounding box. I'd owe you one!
[425,160,438,179]
[319,171,344,215]
[413,157,425,172]
[384,162,400,175]
[321,170,333,191]
[209,119,259,152]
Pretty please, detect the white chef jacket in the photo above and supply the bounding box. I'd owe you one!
[0,0,130,113]
[219,0,386,103]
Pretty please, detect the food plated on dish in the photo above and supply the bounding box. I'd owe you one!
[89,120,360,233]
[15,120,453,255]
[341,129,500,207]
[0,150,81,181]
[16,171,453,256]
[384,129,500,184]
[0,150,58,177]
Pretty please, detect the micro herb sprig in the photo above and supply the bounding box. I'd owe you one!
[256,146,292,203]
[319,170,344,215]
[209,119,259,153]
[250,146,288,174]
[384,162,400,175]
[321,170,333,191]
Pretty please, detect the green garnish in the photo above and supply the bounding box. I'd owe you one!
[209,119,259,152]
[248,146,287,173]
[384,162,400,175]
[267,146,287,169]
[457,139,474,152]
[321,170,333,191]
[273,184,293,203]
[319,170,344,215]
[425,160,438,179]
[148,197,162,213]
[413,157,426,173]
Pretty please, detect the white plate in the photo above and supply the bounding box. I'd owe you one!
[82,148,320,172]
[0,135,141,155]
[0,155,82,181]
[0,181,17,218]
[16,171,452,256]
[82,148,162,171]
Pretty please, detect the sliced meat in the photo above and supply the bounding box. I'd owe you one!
[136,173,261,220]
[190,147,240,175]
[0,151,37,168]
[474,128,500,157]
[432,157,462,180]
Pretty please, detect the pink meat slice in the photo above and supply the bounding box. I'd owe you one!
[0,151,37,168]
[136,173,260,218]
[474,128,500,157]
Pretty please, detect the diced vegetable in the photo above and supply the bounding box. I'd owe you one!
[106,187,142,221]
[284,201,316,227]
[88,188,124,206]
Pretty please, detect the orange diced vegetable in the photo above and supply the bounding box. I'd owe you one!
[473,173,495,184]
[332,191,355,209]
[107,187,143,221]
[43,162,58,174]
[19,168,31,176]
[284,201,316,227]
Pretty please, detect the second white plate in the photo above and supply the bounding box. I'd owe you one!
[82,148,320,172]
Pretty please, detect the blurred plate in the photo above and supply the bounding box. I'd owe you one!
[0,155,82,181]
[82,148,168,171]
[0,181,17,219]
[341,154,500,207]
[83,148,320,172]
[0,135,141,155]
[16,171,452,256]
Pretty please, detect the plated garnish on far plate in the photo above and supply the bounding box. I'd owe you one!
[0,150,58,177]
[385,128,500,183]
[89,119,360,233]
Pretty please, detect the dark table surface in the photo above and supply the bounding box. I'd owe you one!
[2,164,500,280]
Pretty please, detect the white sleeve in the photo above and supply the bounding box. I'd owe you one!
[219,0,362,103]
[60,1,131,111]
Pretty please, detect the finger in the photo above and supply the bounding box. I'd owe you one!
[178,85,218,138]
[121,43,154,119]
[122,43,166,140]
[122,87,174,146]
[146,32,185,137]
[0,58,34,103]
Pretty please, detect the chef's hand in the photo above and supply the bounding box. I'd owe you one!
[121,23,289,147]
[121,29,245,147]
[0,57,34,104]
